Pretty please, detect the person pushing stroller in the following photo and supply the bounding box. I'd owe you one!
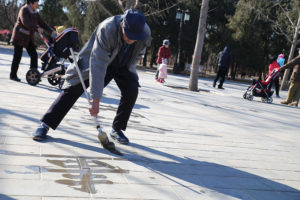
[9,0,56,82]
[243,56,281,103]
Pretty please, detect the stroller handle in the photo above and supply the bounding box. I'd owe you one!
[38,32,50,48]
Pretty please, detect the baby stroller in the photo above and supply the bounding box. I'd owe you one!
[25,27,79,88]
[243,68,280,103]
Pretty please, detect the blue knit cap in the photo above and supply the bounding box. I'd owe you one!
[27,0,39,4]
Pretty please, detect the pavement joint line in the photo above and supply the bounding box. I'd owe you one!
[0,143,295,158]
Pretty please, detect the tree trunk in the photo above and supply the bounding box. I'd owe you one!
[230,64,236,80]
[230,59,237,80]
[150,48,156,68]
[188,0,209,91]
[281,13,300,90]
[143,48,147,67]
[95,0,112,16]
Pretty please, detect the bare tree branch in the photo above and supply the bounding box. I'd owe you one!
[144,2,179,17]
[240,1,293,44]
[118,0,125,12]
[278,3,294,27]
[3,1,17,29]
[95,0,112,16]
[124,0,138,10]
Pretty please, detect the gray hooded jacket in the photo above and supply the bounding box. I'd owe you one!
[63,15,151,100]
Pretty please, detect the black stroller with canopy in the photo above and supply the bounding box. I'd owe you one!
[25,27,79,88]
[243,68,281,103]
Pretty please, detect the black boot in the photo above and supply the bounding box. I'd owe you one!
[33,124,49,141]
[10,76,21,82]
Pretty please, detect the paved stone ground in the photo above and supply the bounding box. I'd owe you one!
[0,45,300,200]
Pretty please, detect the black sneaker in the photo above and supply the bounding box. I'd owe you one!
[10,76,21,82]
[33,126,48,141]
[110,129,129,145]
[218,86,225,89]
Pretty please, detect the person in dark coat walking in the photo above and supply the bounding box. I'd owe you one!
[9,0,55,81]
[32,9,151,145]
[213,46,232,89]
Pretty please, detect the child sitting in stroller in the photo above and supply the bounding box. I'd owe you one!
[243,56,281,103]
[25,26,79,87]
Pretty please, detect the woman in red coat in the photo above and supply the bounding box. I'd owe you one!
[155,39,171,80]
[10,0,55,81]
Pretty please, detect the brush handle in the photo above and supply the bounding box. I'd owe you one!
[70,48,101,126]
[70,48,115,149]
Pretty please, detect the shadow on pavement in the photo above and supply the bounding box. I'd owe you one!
[0,194,17,200]
[119,143,300,200]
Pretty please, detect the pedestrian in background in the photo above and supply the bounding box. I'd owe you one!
[9,0,55,82]
[7,32,12,45]
[213,45,232,89]
[280,48,300,107]
[155,39,171,80]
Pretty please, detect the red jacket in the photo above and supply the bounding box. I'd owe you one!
[156,46,171,64]
[11,5,52,47]
[268,61,280,75]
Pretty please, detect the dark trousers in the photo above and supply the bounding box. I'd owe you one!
[269,77,280,96]
[10,40,37,78]
[214,67,227,87]
[41,66,139,131]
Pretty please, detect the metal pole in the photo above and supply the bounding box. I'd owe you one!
[280,13,300,90]
[173,11,184,74]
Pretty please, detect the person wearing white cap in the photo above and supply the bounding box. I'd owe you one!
[155,39,171,80]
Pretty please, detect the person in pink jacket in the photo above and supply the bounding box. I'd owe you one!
[157,58,168,83]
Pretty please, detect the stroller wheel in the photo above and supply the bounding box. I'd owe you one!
[47,74,61,86]
[243,92,247,99]
[26,69,41,86]
[262,97,273,103]
[248,95,253,101]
